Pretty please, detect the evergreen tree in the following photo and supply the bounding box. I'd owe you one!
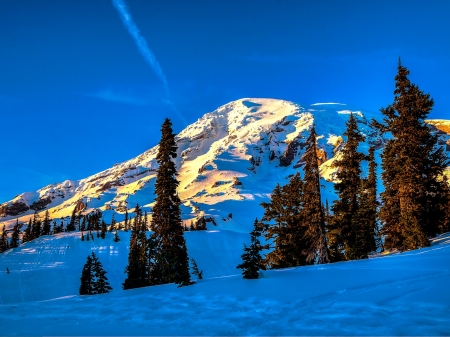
[329,113,366,261]
[150,118,191,286]
[190,258,203,280]
[10,219,20,249]
[31,213,41,240]
[123,204,148,290]
[91,253,112,294]
[0,225,9,253]
[80,216,87,232]
[22,218,32,243]
[79,254,94,295]
[67,207,78,232]
[301,125,329,264]
[41,210,51,236]
[356,147,379,254]
[80,252,112,295]
[261,173,306,268]
[237,219,266,279]
[373,61,450,251]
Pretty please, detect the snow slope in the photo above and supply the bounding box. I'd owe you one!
[0,231,449,335]
[5,98,445,234]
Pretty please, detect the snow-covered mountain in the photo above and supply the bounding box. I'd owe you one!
[1,98,449,232]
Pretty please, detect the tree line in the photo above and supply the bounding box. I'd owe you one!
[237,61,450,278]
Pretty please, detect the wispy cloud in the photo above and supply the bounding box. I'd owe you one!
[86,89,151,106]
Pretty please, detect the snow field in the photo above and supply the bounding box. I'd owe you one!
[0,231,449,335]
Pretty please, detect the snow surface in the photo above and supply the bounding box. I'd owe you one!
[0,231,449,335]
[0,98,450,335]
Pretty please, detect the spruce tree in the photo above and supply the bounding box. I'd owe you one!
[301,125,329,264]
[10,220,20,249]
[373,61,450,251]
[123,204,147,289]
[41,210,51,236]
[67,207,78,232]
[79,254,94,295]
[31,213,41,240]
[261,173,306,268]
[150,118,191,286]
[329,113,366,261]
[80,252,112,295]
[356,147,379,254]
[0,225,9,253]
[22,218,32,243]
[91,253,112,294]
[237,219,266,279]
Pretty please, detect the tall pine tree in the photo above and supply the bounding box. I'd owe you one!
[356,147,379,254]
[10,219,20,249]
[373,60,450,251]
[301,125,329,264]
[150,118,191,286]
[329,113,366,261]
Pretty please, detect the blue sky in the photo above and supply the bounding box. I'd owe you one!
[1,0,449,202]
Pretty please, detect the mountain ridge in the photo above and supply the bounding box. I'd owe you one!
[1,98,449,232]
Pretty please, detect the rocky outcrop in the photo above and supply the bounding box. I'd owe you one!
[0,200,29,217]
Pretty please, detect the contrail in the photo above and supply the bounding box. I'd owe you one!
[111,0,187,125]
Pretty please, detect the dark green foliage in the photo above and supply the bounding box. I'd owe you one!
[329,113,366,261]
[150,118,191,287]
[22,219,32,243]
[123,204,149,290]
[80,216,87,232]
[237,219,266,279]
[79,255,94,295]
[356,147,379,254]
[79,252,112,295]
[0,225,9,253]
[92,253,113,294]
[10,219,20,249]
[261,173,307,268]
[190,258,203,280]
[373,61,450,251]
[41,210,51,236]
[301,125,329,264]
[66,207,78,232]
[31,213,41,240]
